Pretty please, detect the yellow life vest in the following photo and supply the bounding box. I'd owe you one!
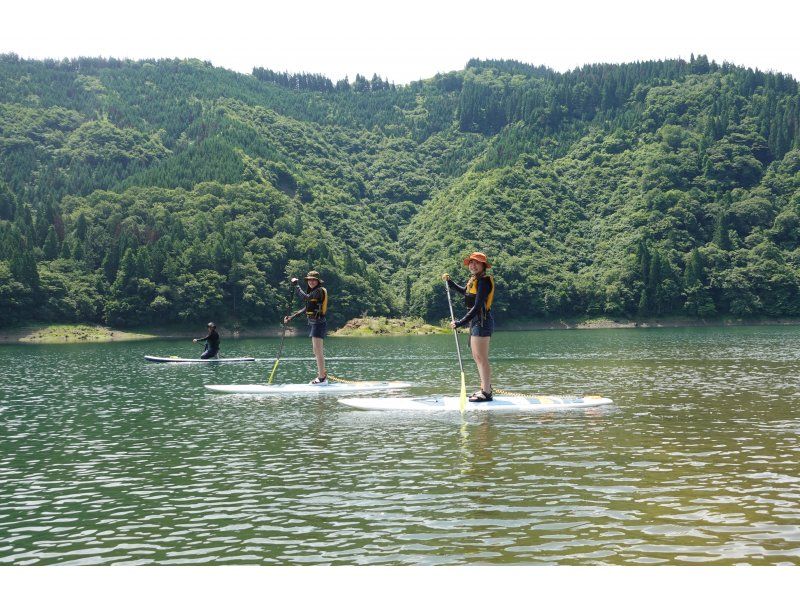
[306,287,328,319]
[465,275,494,319]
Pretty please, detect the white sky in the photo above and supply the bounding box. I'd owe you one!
[2,0,799,83]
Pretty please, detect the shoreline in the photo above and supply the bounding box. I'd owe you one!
[3,317,800,345]
[0,324,158,344]
[0,323,286,345]
[498,316,800,330]
[331,317,448,337]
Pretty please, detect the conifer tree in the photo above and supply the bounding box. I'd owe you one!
[43,226,60,260]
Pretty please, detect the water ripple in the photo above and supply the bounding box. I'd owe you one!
[1,329,799,564]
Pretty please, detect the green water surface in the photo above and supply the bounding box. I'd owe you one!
[1,327,799,564]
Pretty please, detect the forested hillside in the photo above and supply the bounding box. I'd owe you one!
[1,53,799,328]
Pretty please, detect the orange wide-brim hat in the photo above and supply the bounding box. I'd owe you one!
[463,252,491,268]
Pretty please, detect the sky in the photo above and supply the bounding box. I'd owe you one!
[2,0,799,83]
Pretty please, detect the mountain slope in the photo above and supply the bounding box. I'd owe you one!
[1,54,799,327]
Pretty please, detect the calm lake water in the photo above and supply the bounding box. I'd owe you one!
[1,327,799,565]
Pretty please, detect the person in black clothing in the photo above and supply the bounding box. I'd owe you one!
[443,252,495,401]
[284,271,328,384]
[193,322,220,359]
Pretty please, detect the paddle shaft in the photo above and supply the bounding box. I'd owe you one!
[444,280,465,374]
[268,283,296,384]
[445,279,468,412]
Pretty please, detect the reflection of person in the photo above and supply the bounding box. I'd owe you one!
[285,271,328,384]
[443,252,495,401]
[193,322,220,359]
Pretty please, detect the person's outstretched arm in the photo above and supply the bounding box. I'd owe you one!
[443,274,466,295]
[286,307,306,322]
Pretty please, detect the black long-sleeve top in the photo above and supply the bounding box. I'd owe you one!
[448,276,492,328]
[198,329,220,349]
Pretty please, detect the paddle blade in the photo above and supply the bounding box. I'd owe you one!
[267,359,280,384]
[459,371,467,412]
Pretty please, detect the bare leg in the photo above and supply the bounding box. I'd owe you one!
[470,336,492,391]
[312,337,326,378]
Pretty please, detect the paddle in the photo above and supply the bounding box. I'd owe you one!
[268,282,296,384]
[444,278,467,412]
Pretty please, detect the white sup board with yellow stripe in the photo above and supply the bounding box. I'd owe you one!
[338,394,612,412]
[205,381,411,394]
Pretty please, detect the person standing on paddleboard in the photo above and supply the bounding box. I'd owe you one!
[193,322,220,359]
[285,271,329,384]
[443,252,495,401]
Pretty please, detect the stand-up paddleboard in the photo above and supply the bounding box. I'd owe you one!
[338,394,612,412]
[145,355,256,363]
[205,381,411,394]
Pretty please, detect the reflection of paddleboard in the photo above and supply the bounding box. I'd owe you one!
[205,381,412,394]
[145,355,256,363]
[339,395,613,412]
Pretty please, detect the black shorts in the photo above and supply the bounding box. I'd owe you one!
[309,319,327,339]
[469,314,494,337]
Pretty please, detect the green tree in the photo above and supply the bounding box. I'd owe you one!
[42,226,60,259]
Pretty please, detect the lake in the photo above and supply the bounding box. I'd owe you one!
[1,327,799,564]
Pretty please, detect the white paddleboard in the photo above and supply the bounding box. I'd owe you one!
[145,355,256,363]
[338,394,613,412]
[205,381,412,394]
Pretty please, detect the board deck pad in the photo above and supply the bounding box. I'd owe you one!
[338,394,612,412]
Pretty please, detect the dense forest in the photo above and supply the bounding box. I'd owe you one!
[1,53,799,328]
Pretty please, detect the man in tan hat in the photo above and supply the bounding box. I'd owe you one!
[285,270,329,384]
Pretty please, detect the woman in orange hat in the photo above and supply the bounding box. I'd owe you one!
[285,270,329,384]
[442,252,495,401]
